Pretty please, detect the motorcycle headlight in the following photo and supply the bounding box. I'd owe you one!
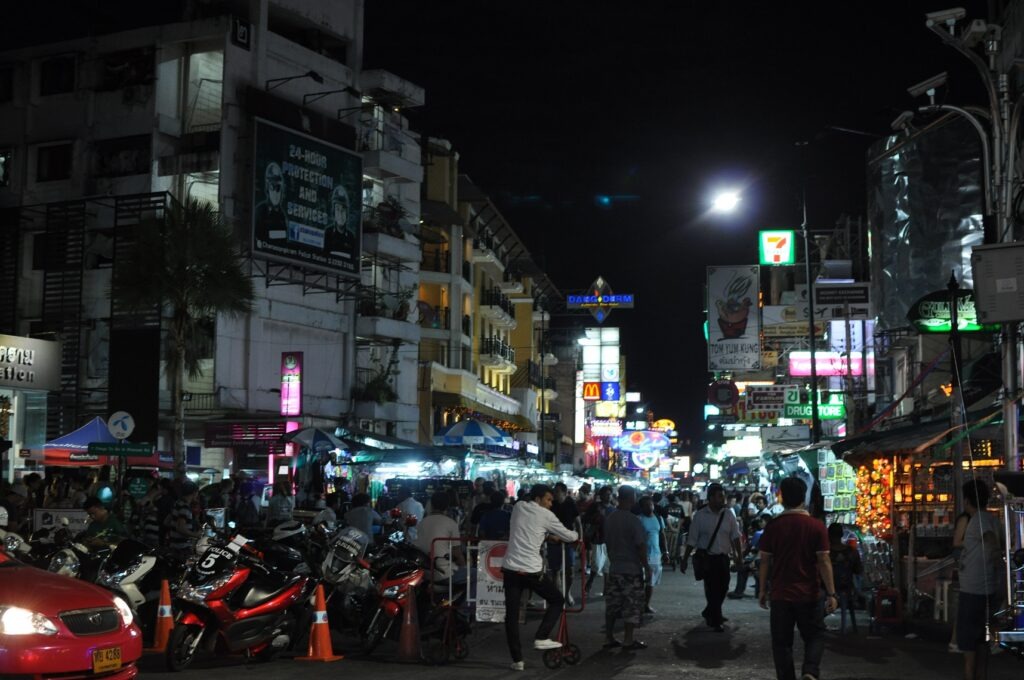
[0,606,58,636]
[179,573,234,605]
[48,551,80,576]
[4,534,23,553]
[98,558,144,588]
[112,596,133,627]
[382,585,401,599]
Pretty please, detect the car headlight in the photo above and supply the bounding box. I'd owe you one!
[179,573,234,605]
[112,596,133,627]
[0,607,58,636]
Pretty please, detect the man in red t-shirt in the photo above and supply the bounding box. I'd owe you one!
[758,477,837,680]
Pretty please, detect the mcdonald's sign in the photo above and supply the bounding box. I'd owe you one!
[582,381,601,401]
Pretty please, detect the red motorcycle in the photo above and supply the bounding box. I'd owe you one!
[359,541,427,654]
[165,535,314,671]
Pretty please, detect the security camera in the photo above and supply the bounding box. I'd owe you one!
[891,111,916,132]
[959,18,988,47]
[925,7,967,26]
[907,72,948,98]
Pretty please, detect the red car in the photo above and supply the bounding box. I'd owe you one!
[0,550,142,679]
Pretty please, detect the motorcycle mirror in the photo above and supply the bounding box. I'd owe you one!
[228,521,237,529]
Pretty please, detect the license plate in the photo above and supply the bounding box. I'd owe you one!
[92,646,121,673]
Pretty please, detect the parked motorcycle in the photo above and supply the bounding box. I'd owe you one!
[96,538,188,646]
[165,533,315,671]
[318,526,379,639]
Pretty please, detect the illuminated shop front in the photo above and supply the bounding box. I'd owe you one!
[0,334,61,482]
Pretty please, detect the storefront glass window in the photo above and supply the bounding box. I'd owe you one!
[20,391,48,448]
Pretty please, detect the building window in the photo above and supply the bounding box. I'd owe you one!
[39,56,75,96]
[36,143,73,182]
[0,148,11,187]
[0,67,13,103]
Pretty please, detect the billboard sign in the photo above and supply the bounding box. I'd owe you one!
[758,230,795,265]
[744,384,794,415]
[252,118,362,277]
[707,265,761,370]
[788,351,873,377]
[280,351,303,416]
[0,334,61,392]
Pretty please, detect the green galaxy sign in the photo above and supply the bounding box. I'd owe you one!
[906,289,999,334]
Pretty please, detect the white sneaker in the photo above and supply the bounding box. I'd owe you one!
[533,639,562,650]
[510,661,525,671]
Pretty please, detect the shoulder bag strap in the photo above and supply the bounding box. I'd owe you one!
[704,510,726,552]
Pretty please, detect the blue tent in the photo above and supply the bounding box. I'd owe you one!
[43,417,119,465]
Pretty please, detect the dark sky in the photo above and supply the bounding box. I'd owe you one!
[363,1,993,440]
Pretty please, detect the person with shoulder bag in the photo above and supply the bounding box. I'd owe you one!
[680,483,742,632]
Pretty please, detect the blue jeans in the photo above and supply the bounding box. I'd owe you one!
[769,599,826,680]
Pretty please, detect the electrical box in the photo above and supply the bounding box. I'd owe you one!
[971,242,1024,323]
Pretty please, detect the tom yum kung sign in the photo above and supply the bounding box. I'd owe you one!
[0,335,61,392]
[707,266,761,371]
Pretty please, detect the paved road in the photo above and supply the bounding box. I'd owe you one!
[139,568,1020,679]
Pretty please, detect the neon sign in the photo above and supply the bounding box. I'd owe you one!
[614,430,671,453]
[567,276,635,323]
[280,352,303,416]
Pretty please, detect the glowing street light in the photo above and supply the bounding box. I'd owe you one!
[710,190,741,213]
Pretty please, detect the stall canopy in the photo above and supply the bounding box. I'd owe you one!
[40,416,166,467]
[583,467,617,482]
[434,419,513,447]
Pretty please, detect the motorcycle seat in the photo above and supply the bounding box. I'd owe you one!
[241,573,303,609]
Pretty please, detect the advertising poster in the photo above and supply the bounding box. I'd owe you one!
[707,265,761,371]
[33,508,90,536]
[476,540,508,623]
[252,118,362,277]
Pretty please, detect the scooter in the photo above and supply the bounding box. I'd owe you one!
[166,534,314,671]
[97,538,188,646]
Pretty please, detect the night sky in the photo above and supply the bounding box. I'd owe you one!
[363,0,994,440]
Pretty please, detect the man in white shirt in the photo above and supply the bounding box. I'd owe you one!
[413,491,464,582]
[955,480,1003,680]
[502,483,579,671]
[681,483,743,631]
[395,487,425,541]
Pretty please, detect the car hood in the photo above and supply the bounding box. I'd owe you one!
[0,563,118,614]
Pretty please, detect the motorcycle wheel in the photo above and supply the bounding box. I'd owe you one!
[361,613,387,655]
[565,643,581,665]
[166,623,204,672]
[542,649,563,669]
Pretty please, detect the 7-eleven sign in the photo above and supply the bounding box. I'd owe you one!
[759,230,796,266]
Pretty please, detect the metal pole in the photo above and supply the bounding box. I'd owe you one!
[949,272,964,517]
[803,221,821,443]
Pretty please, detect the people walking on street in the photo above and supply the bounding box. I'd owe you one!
[729,517,765,600]
[601,486,650,651]
[638,495,667,614]
[827,522,862,634]
[501,483,579,671]
[547,482,582,605]
[758,477,837,680]
[681,482,742,631]
[584,485,615,596]
[955,479,1004,680]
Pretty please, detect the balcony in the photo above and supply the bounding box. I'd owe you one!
[479,287,516,328]
[363,232,421,263]
[471,234,504,272]
[421,248,451,274]
[498,270,524,294]
[479,337,516,374]
[541,377,559,402]
[419,305,452,331]
[357,297,421,344]
[352,367,419,422]
[361,122,423,184]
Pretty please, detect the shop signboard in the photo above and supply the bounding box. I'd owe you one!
[252,118,363,278]
[758,230,796,265]
[760,425,811,452]
[744,385,794,415]
[33,508,89,535]
[707,265,761,370]
[280,351,303,416]
[475,541,508,622]
[788,351,873,377]
[0,334,61,392]
[783,389,846,420]
[734,398,780,424]
[582,382,601,401]
[589,419,623,437]
[906,289,998,333]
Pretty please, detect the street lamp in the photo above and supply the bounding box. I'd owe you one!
[710,187,822,443]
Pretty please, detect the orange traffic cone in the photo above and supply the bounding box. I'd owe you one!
[145,579,173,652]
[396,585,421,662]
[297,584,343,662]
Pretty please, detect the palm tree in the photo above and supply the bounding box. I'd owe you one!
[114,197,254,478]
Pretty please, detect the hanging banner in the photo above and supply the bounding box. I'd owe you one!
[707,265,761,370]
[476,541,508,623]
